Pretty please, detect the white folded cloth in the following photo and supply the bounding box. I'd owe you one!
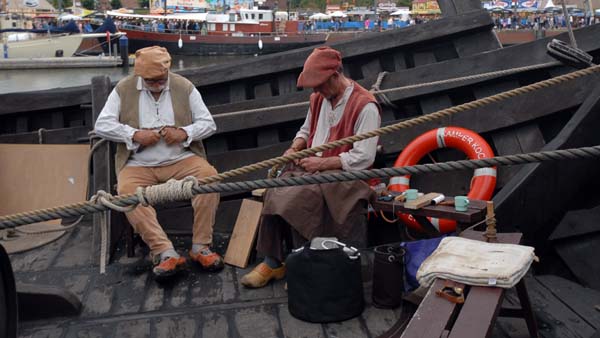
[416,237,535,289]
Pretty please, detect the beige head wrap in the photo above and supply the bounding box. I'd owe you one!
[134,46,171,79]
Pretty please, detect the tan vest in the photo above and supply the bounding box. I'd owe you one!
[114,72,207,173]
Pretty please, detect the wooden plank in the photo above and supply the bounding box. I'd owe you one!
[0,85,91,115]
[448,287,504,338]
[504,276,596,338]
[404,193,443,210]
[554,233,600,291]
[549,205,600,241]
[374,198,486,224]
[0,126,90,144]
[494,79,600,242]
[224,199,263,268]
[536,275,600,330]
[90,75,118,263]
[400,279,459,338]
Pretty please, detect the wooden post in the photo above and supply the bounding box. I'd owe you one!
[484,201,497,242]
[91,75,120,264]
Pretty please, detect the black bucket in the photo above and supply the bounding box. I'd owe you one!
[0,243,18,338]
[372,244,406,309]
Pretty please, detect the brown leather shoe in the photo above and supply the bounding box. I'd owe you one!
[240,262,286,288]
[152,256,187,280]
[189,248,224,272]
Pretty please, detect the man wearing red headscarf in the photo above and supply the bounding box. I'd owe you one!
[241,46,381,288]
[95,46,223,280]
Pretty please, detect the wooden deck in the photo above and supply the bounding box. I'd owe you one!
[9,220,600,338]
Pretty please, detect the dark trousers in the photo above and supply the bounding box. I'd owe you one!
[256,207,368,262]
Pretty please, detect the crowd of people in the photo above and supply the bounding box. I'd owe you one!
[491,12,600,30]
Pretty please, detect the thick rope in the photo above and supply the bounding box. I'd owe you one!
[1,145,599,229]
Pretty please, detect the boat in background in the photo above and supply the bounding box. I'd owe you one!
[109,8,329,56]
[1,15,124,59]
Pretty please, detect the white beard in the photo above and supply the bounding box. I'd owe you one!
[148,85,166,93]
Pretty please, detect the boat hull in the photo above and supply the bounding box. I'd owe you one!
[5,34,84,58]
[120,28,327,56]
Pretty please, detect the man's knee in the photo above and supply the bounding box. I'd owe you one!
[117,179,138,195]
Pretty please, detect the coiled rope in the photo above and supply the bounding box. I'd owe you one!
[1,145,599,229]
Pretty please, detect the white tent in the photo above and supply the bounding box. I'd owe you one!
[58,14,82,21]
[329,11,347,18]
[309,12,331,20]
[390,9,410,16]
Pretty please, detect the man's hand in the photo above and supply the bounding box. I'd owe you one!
[133,130,161,146]
[299,156,325,173]
[161,127,188,145]
[299,156,342,173]
[284,147,301,165]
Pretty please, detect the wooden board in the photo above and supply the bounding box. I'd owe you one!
[494,79,600,242]
[224,199,263,268]
[504,276,596,338]
[404,193,443,210]
[554,233,600,291]
[0,143,89,217]
[549,205,600,241]
[536,275,600,330]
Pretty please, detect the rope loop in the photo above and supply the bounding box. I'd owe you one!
[371,71,399,109]
[91,190,137,213]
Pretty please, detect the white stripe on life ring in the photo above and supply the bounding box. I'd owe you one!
[474,167,497,177]
[389,176,410,186]
[436,128,446,148]
[430,218,440,231]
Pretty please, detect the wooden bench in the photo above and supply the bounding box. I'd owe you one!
[381,230,539,338]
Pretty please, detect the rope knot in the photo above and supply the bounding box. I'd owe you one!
[90,190,137,213]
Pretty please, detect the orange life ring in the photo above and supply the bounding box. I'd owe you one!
[388,127,496,233]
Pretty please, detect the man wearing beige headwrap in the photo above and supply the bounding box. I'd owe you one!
[95,46,223,280]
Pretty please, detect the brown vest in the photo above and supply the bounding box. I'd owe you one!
[114,72,207,173]
[307,82,381,158]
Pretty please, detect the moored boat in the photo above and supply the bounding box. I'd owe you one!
[109,8,329,56]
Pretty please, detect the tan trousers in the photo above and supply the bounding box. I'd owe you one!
[117,155,219,256]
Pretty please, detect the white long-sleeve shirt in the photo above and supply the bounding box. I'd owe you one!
[95,76,216,167]
[295,83,381,171]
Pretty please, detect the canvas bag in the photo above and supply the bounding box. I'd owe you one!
[286,238,364,323]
